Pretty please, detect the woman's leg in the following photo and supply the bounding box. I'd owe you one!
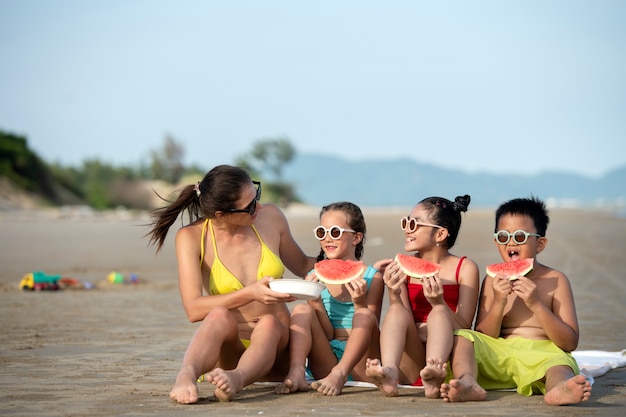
[170,306,242,404]
[207,312,288,401]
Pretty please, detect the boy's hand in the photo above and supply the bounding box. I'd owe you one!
[511,276,540,308]
[493,275,514,304]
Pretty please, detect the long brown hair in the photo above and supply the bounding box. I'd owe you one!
[145,165,251,252]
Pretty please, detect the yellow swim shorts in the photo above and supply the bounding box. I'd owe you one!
[455,329,579,396]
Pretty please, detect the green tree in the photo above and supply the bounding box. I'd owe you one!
[149,134,185,183]
[235,137,299,206]
[235,136,295,182]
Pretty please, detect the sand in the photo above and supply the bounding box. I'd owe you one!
[0,206,624,416]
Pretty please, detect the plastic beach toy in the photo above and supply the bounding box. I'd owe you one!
[107,272,125,284]
[19,271,61,291]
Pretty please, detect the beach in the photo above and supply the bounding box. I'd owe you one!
[0,206,624,416]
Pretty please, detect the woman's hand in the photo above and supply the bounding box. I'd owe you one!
[255,277,297,304]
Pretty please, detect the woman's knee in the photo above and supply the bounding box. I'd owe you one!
[255,313,284,332]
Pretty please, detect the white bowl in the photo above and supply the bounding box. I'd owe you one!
[269,279,325,300]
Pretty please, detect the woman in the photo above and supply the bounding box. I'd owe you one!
[146,164,315,404]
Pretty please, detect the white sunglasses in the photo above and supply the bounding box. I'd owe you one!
[313,225,356,240]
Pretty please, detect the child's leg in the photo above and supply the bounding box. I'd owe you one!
[207,313,288,402]
[365,303,422,396]
[170,306,243,404]
[440,335,487,402]
[543,365,592,406]
[311,307,377,396]
[421,304,454,398]
[275,303,317,394]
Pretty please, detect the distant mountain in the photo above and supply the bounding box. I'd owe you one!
[283,153,626,209]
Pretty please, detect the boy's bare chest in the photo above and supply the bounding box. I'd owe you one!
[501,289,554,336]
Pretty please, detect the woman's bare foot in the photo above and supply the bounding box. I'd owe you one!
[365,358,399,397]
[420,358,447,399]
[544,374,592,406]
[205,368,244,402]
[310,368,347,396]
[275,373,310,394]
[440,375,487,402]
[169,366,200,404]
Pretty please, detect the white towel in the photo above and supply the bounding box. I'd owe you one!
[573,349,626,378]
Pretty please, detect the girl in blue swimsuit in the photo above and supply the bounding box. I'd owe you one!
[275,201,387,396]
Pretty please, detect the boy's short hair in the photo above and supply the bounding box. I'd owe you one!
[494,196,549,236]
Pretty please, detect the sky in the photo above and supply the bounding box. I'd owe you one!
[1,0,625,178]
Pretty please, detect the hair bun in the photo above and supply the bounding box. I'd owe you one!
[453,195,471,212]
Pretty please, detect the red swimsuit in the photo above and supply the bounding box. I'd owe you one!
[405,256,467,387]
[406,256,466,323]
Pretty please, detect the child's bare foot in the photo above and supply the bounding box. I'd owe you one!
[310,368,347,396]
[205,368,244,402]
[365,358,399,397]
[544,374,592,406]
[440,375,487,402]
[420,358,447,399]
[275,373,310,394]
[169,366,200,404]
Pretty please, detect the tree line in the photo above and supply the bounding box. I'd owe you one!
[0,130,300,209]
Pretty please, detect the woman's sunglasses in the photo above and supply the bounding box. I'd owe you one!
[400,216,443,233]
[494,229,541,245]
[313,225,356,240]
[223,181,261,216]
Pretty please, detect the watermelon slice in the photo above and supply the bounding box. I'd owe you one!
[486,258,534,280]
[394,253,440,279]
[314,259,365,285]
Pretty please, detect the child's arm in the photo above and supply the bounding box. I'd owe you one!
[512,271,579,352]
[365,271,385,322]
[474,275,511,337]
[454,258,481,329]
[309,298,335,340]
[306,271,335,340]
[382,259,411,308]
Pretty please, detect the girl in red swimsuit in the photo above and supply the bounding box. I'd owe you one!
[366,195,480,399]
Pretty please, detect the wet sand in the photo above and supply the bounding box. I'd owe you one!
[0,206,624,416]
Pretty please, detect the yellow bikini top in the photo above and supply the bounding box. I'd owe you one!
[200,219,285,295]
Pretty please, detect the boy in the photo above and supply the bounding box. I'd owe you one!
[440,197,592,405]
